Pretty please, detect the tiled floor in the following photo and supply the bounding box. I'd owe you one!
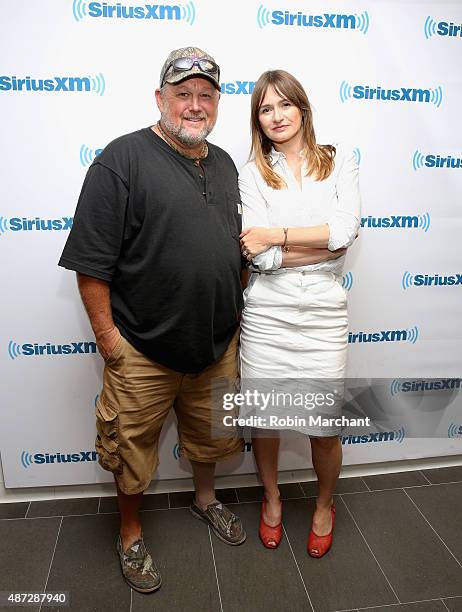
[1,467,462,612]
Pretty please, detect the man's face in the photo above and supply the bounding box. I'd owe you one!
[155,77,220,147]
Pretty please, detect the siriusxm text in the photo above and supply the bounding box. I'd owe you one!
[424,155,462,169]
[220,81,255,95]
[20,342,97,356]
[271,11,355,28]
[86,3,180,19]
[361,215,419,229]
[436,21,462,37]
[0,76,92,92]
[33,451,97,464]
[341,432,398,444]
[349,330,410,343]
[353,86,432,102]
[7,217,73,231]
[411,274,461,287]
[401,378,461,392]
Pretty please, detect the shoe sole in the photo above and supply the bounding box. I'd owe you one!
[124,577,162,594]
[189,506,247,546]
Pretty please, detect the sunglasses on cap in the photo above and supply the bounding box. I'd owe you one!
[162,57,220,86]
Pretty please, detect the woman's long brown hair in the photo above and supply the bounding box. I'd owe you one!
[250,70,336,189]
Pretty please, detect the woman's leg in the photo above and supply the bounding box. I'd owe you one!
[309,435,342,535]
[252,431,281,526]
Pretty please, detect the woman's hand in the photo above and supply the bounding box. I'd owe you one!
[240,227,282,259]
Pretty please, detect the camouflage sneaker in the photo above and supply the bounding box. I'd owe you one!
[116,536,162,593]
[190,500,246,546]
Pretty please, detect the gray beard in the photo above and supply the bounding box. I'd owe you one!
[161,115,212,147]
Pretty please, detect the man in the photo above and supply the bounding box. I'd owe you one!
[59,47,245,594]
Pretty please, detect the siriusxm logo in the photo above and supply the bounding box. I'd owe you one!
[8,340,97,360]
[0,74,105,96]
[424,16,462,39]
[220,81,255,95]
[21,449,97,468]
[348,326,419,344]
[341,428,405,445]
[80,145,103,167]
[340,82,443,107]
[391,378,462,396]
[448,423,462,438]
[257,5,370,33]
[172,443,181,459]
[72,0,195,24]
[342,272,353,292]
[413,150,462,170]
[402,272,462,290]
[352,148,361,165]
[0,216,73,236]
[361,213,430,232]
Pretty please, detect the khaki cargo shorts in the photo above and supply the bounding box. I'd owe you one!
[95,330,243,494]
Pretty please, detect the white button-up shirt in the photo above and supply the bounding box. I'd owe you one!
[238,144,361,275]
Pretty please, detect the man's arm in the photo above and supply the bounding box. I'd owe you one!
[76,272,120,360]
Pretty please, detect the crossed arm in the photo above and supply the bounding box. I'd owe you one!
[240,224,344,268]
[238,153,360,270]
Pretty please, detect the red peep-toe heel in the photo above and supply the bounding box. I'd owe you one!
[307,504,336,558]
[259,498,282,549]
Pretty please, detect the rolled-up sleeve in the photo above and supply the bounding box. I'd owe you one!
[327,148,361,251]
[239,164,282,271]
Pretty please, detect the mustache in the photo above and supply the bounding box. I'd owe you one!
[182,114,207,120]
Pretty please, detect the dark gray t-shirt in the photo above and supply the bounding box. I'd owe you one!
[59,127,243,373]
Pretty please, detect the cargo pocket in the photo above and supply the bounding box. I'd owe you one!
[95,393,123,475]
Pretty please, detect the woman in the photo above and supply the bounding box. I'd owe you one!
[239,70,361,556]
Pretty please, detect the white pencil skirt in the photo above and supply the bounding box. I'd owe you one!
[239,270,348,436]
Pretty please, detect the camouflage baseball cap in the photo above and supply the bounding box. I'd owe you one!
[159,46,220,90]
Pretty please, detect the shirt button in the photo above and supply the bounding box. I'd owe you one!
[199,174,203,179]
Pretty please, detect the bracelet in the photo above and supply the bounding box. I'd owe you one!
[282,227,290,252]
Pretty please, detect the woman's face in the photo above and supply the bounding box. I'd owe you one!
[258,85,303,147]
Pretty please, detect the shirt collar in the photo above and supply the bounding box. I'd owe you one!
[268,147,304,166]
[268,147,284,166]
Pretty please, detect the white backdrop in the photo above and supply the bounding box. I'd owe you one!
[1,0,461,488]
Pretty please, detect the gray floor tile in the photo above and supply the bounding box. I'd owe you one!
[363,470,428,491]
[168,490,193,508]
[28,497,99,518]
[301,476,368,497]
[362,601,447,611]
[42,513,130,612]
[236,482,303,503]
[405,482,462,563]
[421,467,462,485]
[299,480,318,498]
[99,493,169,514]
[343,489,462,601]
[132,508,220,611]
[0,517,61,612]
[0,501,29,519]
[444,596,462,611]
[283,497,397,611]
[211,501,311,612]
[235,485,264,502]
[215,487,239,504]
